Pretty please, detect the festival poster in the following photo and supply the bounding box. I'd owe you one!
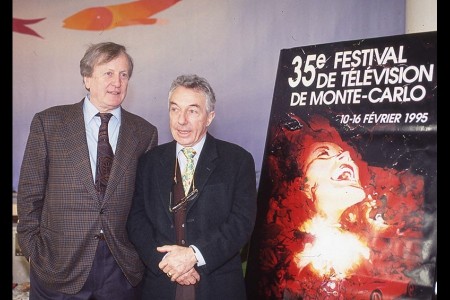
[245,32,437,300]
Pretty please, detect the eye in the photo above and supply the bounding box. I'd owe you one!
[120,72,129,80]
[316,150,330,158]
[188,108,199,115]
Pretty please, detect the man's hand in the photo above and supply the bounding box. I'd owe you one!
[175,267,201,285]
[157,245,199,283]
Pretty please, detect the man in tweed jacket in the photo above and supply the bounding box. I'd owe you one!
[17,42,158,299]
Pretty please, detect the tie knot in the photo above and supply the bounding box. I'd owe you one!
[97,113,113,124]
[182,147,196,159]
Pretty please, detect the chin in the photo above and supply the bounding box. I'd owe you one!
[176,137,193,146]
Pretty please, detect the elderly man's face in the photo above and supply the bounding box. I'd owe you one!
[169,86,215,147]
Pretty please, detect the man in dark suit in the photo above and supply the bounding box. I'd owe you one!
[127,74,257,300]
[17,42,158,299]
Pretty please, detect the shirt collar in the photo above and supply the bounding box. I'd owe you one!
[176,134,207,157]
[83,95,121,122]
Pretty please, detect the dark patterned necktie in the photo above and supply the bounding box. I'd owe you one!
[95,113,114,200]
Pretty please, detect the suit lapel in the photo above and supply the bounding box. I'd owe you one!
[103,109,139,202]
[160,142,178,220]
[65,100,99,202]
[187,134,218,211]
[64,103,142,204]
[159,135,218,217]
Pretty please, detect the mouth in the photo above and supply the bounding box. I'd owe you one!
[177,129,190,135]
[331,164,357,182]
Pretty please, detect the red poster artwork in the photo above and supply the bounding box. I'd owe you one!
[245,32,437,300]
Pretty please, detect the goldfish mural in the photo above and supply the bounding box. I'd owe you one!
[62,0,181,30]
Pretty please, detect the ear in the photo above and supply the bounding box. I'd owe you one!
[206,111,215,127]
[83,76,91,90]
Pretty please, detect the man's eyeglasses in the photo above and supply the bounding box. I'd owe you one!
[169,188,198,213]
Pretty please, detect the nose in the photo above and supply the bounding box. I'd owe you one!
[111,74,122,87]
[177,111,188,124]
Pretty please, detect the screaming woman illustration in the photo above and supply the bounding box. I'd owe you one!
[246,113,431,300]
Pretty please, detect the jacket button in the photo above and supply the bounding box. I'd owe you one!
[94,232,105,240]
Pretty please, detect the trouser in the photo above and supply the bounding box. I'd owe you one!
[30,240,141,300]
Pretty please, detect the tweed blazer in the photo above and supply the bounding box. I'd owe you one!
[127,133,257,300]
[17,100,158,294]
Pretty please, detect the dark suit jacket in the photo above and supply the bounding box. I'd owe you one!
[127,133,257,300]
[17,100,158,294]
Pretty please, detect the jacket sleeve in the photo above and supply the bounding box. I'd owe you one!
[16,113,47,259]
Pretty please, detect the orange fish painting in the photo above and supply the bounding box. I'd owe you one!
[63,0,181,31]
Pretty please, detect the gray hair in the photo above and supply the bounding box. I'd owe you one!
[80,42,134,78]
[168,74,216,113]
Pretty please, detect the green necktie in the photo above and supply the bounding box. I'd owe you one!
[181,147,196,195]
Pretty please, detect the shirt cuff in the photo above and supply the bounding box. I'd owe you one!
[189,245,206,266]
